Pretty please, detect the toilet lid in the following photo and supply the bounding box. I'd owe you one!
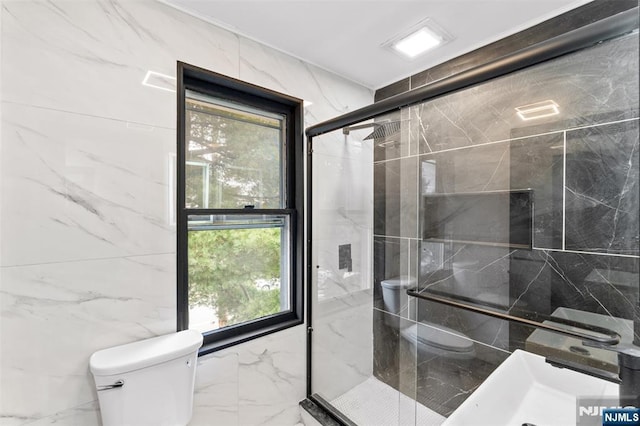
[401,323,474,353]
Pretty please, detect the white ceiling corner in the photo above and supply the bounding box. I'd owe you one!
[161,0,594,90]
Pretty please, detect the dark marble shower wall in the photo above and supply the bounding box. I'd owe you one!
[372,30,639,417]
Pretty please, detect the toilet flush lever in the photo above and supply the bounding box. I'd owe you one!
[97,380,124,391]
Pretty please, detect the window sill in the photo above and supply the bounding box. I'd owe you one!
[196,317,304,357]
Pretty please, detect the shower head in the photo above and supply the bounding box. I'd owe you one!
[364,121,401,140]
[342,120,401,140]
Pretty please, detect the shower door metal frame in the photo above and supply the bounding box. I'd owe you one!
[304,7,639,424]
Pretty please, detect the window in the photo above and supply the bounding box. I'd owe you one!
[177,62,303,354]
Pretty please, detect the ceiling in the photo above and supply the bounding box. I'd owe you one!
[162,0,592,90]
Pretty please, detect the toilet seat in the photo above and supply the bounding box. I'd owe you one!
[401,322,474,353]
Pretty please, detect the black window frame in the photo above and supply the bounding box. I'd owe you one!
[177,62,304,355]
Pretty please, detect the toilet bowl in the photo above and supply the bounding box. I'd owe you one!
[400,322,475,360]
[89,330,203,426]
[381,277,475,361]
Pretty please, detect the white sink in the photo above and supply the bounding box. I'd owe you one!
[443,349,619,426]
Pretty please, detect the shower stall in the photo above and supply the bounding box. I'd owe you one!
[306,7,639,425]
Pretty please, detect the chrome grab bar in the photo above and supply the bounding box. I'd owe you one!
[96,379,124,391]
[406,288,621,345]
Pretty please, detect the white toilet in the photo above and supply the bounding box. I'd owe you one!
[89,330,203,426]
[381,276,475,360]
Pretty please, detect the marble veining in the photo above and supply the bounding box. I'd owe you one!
[565,119,639,255]
[239,37,371,129]
[1,0,240,128]
[372,308,509,418]
[191,352,239,426]
[17,401,101,426]
[1,0,373,424]
[237,327,306,426]
[370,30,639,421]
[0,253,175,421]
[412,244,639,352]
[409,104,432,156]
[410,133,564,250]
[410,33,638,155]
[312,296,373,401]
[312,148,373,301]
[1,103,176,267]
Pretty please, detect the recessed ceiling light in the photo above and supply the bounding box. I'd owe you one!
[383,18,452,60]
[515,100,560,121]
[394,28,442,58]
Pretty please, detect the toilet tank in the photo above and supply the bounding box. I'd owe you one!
[380,276,415,315]
[89,330,203,426]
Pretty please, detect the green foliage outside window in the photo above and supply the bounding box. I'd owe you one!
[185,97,286,330]
[188,227,282,328]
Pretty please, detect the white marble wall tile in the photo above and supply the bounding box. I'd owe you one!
[302,70,372,126]
[306,95,375,407]
[312,149,373,213]
[1,0,240,128]
[0,254,175,421]
[191,352,239,426]
[312,148,373,300]
[1,103,175,266]
[237,326,306,426]
[313,212,372,300]
[0,419,27,426]
[311,292,373,400]
[0,0,373,423]
[238,37,372,129]
[2,0,371,130]
[20,401,101,426]
[312,129,373,191]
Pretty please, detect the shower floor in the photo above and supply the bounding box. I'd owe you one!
[331,376,446,426]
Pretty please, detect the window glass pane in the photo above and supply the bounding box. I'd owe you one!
[185,90,285,209]
[187,214,291,333]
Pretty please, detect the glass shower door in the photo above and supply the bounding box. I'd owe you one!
[309,113,426,425]
[308,24,639,426]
